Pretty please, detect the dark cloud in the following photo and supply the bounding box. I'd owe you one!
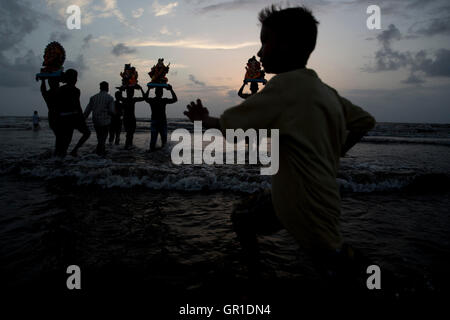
[409,16,450,37]
[65,54,87,75]
[111,43,137,56]
[420,49,450,77]
[198,0,332,14]
[377,24,402,48]
[366,24,450,83]
[188,74,206,86]
[0,0,47,52]
[0,50,40,87]
[402,73,425,85]
[199,0,257,13]
[49,31,72,43]
[82,34,94,49]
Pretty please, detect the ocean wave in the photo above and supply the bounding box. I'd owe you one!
[362,136,450,146]
[1,149,448,194]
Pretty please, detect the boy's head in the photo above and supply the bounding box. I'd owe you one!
[34,111,38,115]
[155,87,163,98]
[257,5,319,74]
[63,69,78,86]
[100,81,109,92]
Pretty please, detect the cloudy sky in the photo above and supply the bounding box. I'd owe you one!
[0,0,449,123]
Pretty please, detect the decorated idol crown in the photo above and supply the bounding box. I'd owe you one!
[36,41,66,80]
[120,63,139,88]
[244,56,266,83]
[147,58,170,87]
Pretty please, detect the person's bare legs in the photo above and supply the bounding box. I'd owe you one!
[70,117,91,156]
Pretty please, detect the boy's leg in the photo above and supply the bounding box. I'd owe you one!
[71,116,91,156]
[149,121,158,151]
[231,190,283,271]
[108,121,115,145]
[55,120,74,157]
[94,125,101,154]
[160,123,168,147]
[123,116,135,148]
[98,125,109,155]
[115,119,122,145]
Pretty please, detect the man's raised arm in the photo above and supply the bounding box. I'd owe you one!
[167,85,178,104]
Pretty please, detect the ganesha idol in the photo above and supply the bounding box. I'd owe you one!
[244,56,266,84]
[147,58,170,88]
[119,64,139,89]
[35,41,66,81]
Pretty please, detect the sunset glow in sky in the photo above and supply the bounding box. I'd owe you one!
[1,0,449,122]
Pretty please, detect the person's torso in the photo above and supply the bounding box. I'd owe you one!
[114,100,123,117]
[90,91,113,125]
[43,88,59,114]
[269,68,346,249]
[58,85,81,114]
[122,98,137,118]
[148,98,167,122]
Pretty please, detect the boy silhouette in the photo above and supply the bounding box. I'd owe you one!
[109,91,124,145]
[118,85,146,149]
[57,69,91,157]
[184,6,376,279]
[84,81,115,156]
[144,85,177,152]
[40,78,61,154]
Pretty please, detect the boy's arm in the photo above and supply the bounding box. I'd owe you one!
[134,85,146,102]
[40,80,50,104]
[185,76,281,132]
[40,79,47,94]
[184,100,221,130]
[108,97,115,115]
[84,98,92,119]
[219,77,282,131]
[117,90,125,102]
[237,81,247,99]
[144,87,150,99]
[339,95,376,156]
[167,85,178,104]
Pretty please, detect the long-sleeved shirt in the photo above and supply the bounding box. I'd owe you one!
[219,68,376,251]
[84,91,115,126]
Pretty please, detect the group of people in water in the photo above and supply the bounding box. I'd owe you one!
[40,69,178,157]
[39,68,262,157]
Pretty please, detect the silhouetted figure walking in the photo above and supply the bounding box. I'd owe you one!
[56,69,91,157]
[117,85,146,149]
[184,6,376,283]
[144,85,177,151]
[84,81,114,156]
[40,78,60,133]
[109,91,124,145]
